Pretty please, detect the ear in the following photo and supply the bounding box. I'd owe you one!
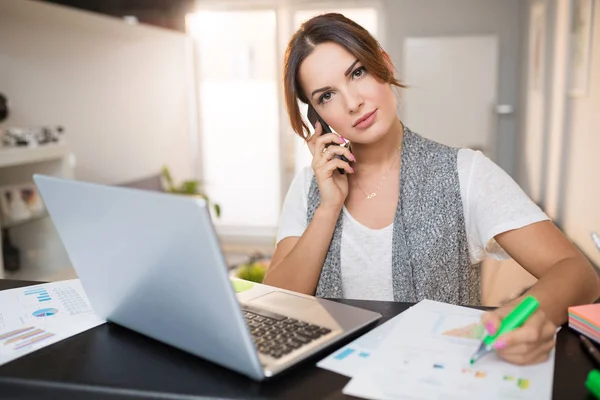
[381,50,395,75]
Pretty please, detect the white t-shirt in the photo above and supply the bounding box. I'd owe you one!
[276,149,549,301]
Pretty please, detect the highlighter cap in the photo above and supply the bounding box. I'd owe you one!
[586,369,600,398]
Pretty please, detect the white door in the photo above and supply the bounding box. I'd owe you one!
[403,35,499,158]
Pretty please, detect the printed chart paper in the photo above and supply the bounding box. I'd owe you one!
[343,300,554,400]
[0,279,105,366]
[317,308,411,377]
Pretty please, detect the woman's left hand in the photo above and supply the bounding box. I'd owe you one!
[480,304,557,365]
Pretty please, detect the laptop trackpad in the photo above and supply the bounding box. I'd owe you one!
[247,291,318,314]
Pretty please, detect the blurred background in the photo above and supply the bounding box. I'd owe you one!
[0,0,598,306]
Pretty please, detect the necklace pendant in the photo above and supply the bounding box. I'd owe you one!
[367,192,376,199]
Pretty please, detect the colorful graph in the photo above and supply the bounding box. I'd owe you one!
[461,368,486,378]
[442,323,485,340]
[0,326,55,350]
[517,378,530,389]
[24,287,52,303]
[503,376,530,389]
[32,308,59,317]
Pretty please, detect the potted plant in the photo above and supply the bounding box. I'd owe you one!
[235,252,269,283]
[160,166,221,218]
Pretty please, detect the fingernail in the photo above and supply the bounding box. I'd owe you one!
[340,136,347,143]
[486,322,496,336]
[350,154,356,162]
[349,167,354,173]
[493,339,506,349]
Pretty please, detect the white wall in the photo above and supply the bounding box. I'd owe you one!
[521,0,551,204]
[544,0,573,220]
[521,0,600,267]
[0,0,197,185]
[561,1,600,266]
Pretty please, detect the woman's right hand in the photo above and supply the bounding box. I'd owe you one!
[307,121,355,209]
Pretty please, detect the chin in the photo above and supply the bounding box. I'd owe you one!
[349,118,394,144]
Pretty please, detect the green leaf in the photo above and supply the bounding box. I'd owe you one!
[161,165,175,191]
[180,180,198,194]
[161,165,221,218]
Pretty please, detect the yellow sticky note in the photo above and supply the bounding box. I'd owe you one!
[231,279,254,293]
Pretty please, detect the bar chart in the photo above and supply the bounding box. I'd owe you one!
[0,280,106,368]
[24,286,52,303]
[0,326,55,351]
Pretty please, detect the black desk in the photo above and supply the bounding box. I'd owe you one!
[0,279,595,399]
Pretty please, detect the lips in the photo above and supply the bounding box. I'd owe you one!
[353,109,377,129]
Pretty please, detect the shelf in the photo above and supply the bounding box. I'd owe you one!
[0,144,70,168]
[1,210,49,230]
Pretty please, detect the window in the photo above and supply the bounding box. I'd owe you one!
[187,11,280,239]
[187,3,382,243]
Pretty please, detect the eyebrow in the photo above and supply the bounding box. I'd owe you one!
[310,59,360,99]
[344,59,360,76]
[311,86,332,98]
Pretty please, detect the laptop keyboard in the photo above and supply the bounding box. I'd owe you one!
[241,305,332,359]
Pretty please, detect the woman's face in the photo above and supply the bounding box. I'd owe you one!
[299,42,397,143]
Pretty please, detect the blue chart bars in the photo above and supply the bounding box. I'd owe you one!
[24,286,59,318]
[335,348,356,360]
[24,287,52,303]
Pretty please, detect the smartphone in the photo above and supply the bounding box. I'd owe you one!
[307,105,351,174]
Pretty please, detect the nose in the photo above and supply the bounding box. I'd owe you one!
[345,86,364,114]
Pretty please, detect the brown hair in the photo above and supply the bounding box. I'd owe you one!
[284,13,406,140]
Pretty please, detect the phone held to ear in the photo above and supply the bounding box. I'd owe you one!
[307,105,352,175]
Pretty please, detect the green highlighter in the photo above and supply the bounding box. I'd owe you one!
[586,370,600,399]
[585,369,600,399]
[470,295,540,364]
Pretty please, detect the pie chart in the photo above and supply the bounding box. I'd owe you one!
[32,308,59,317]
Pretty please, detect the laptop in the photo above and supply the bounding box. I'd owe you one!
[33,174,381,381]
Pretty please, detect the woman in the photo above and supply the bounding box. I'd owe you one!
[263,13,599,365]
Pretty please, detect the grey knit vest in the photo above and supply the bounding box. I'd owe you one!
[306,126,480,305]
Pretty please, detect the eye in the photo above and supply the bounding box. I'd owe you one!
[318,92,333,104]
[352,66,366,79]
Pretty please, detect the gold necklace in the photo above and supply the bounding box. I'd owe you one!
[354,145,402,200]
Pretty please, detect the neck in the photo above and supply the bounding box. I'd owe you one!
[351,119,404,172]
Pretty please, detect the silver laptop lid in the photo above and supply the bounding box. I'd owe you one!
[34,174,263,380]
